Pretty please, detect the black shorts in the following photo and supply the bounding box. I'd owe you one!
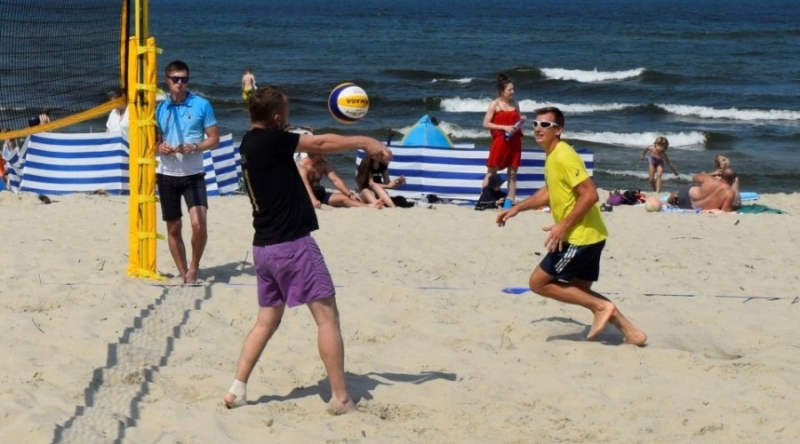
[156,173,208,221]
[538,240,605,282]
[312,185,331,205]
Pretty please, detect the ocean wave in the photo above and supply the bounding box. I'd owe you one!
[431,78,475,84]
[439,97,637,114]
[657,104,800,121]
[595,169,695,183]
[566,131,707,149]
[383,68,453,81]
[393,120,487,140]
[540,67,646,83]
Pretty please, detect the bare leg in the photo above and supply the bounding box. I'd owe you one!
[507,167,518,203]
[371,186,396,208]
[648,163,657,192]
[223,305,285,408]
[185,205,208,284]
[529,267,615,340]
[165,219,188,281]
[655,165,664,195]
[482,167,498,188]
[307,296,356,414]
[574,278,647,346]
[327,193,380,208]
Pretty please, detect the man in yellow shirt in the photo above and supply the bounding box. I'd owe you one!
[496,106,646,346]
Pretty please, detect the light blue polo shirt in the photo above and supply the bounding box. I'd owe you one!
[155,92,217,176]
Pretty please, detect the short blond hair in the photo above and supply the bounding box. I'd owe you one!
[714,155,730,169]
[654,136,669,149]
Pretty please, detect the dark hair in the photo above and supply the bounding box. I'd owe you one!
[534,106,565,128]
[355,155,372,191]
[164,60,190,76]
[249,85,287,127]
[495,72,513,95]
[720,167,737,184]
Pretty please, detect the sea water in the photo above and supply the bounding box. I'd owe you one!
[72,0,799,193]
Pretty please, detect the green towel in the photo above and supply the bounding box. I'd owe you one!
[737,204,785,214]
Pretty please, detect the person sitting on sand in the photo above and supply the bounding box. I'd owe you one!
[667,167,738,212]
[474,172,507,210]
[354,156,405,208]
[640,136,678,195]
[298,153,383,209]
[706,155,741,209]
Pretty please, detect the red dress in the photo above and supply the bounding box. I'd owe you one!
[487,109,522,169]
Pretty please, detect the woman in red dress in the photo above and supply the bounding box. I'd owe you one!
[482,72,525,205]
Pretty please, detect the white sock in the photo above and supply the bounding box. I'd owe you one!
[228,379,246,399]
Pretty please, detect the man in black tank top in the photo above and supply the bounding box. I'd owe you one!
[223,86,392,414]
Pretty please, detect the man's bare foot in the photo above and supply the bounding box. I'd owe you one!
[327,397,358,415]
[223,391,246,409]
[624,329,648,347]
[184,268,198,285]
[587,301,615,340]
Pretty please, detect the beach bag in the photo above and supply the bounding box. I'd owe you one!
[622,190,646,205]
[606,190,626,206]
[391,195,415,208]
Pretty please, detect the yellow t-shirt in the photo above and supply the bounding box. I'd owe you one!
[544,140,608,245]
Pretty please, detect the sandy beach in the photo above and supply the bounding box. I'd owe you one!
[1,190,799,443]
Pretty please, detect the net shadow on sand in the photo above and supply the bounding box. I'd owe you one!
[50,284,213,443]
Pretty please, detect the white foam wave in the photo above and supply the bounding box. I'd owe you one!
[439,97,636,114]
[657,104,800,121]
[431,78,474,84]
[541,67,645,83]
[394,120,486,140]
[566,131,707,150]
[596,169,695,183]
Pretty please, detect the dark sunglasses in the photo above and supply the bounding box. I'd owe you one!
[532,120,560,129]
[168,76,190,84]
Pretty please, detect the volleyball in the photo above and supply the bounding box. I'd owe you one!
[328,82,369,124]
[644,196,662,212]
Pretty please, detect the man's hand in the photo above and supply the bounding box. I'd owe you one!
[542,221,568,252]
[496,206,520,227]
[311,199,322,209]
[157,142,176,155]
[365,140,392,163]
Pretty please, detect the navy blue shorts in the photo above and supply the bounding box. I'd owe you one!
[156,173,208,221]
[538,240,606,282]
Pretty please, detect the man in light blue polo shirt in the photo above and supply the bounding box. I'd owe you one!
[155,60,219,284]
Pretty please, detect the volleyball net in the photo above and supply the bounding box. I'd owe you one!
[2,0,164,281]
[0,0,129,138]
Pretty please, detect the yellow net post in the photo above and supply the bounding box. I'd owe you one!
[127,0,163,280]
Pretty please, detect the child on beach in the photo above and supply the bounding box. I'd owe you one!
[640,136,678,195]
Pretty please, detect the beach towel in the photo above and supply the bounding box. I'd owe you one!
[737,204,784,214]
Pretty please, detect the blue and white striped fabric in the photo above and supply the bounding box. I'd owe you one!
[207,134,240,196]
[21,132,129,195]
[356,145,594,202]
[7,132,242,196]
[2,137,28,193]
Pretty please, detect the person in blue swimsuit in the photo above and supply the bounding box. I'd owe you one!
[640,136,678,195]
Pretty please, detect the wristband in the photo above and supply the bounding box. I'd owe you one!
[192,143,199,152]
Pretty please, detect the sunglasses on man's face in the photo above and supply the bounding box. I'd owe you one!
[168,76,190,84]
[532,120,560,129]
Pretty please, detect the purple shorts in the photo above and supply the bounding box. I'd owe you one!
[253,235,335,308]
